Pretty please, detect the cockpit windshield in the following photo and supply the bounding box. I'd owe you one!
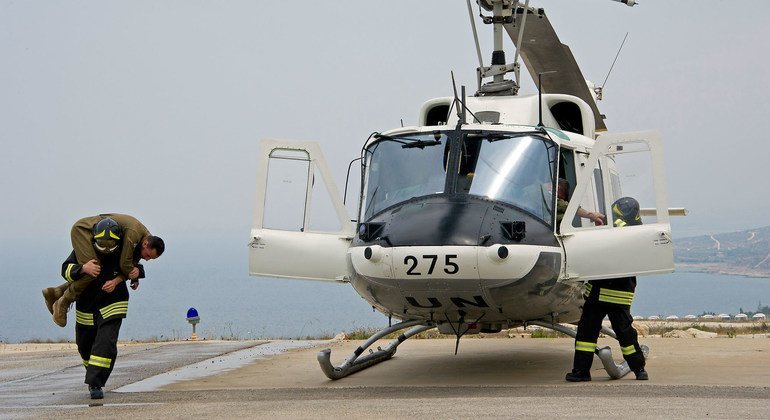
[360,130,558,225]
[457,132,558,223]
[361,132,448,220]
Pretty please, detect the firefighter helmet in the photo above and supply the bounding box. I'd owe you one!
[612,197,641,227]
[93,217,123,254]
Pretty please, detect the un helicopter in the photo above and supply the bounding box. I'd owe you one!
[249,0,683,380]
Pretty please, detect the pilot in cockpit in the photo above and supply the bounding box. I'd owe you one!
[556,178,606,226]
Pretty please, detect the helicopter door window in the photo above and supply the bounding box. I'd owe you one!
[307,165,343,232]
[567,140,658,229]
[604,140,658,225]
[566,154,604,229]
[263,149,311,232]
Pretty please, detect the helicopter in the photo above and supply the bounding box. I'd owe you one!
[248,0,682,380]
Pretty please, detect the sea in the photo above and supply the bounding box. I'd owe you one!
[3,243,769,344]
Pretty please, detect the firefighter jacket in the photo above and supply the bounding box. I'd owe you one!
[61,250,129,326]
[583,277,636,307]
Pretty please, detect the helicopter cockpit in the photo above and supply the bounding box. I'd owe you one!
[360,129,558,228]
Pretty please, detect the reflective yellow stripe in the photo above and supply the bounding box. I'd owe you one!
[88,355,112,369]
[65,264,76,282]
[600,289,634,298]
[94,230,106,238]
[621,345,637,355]
[598,295,633,305]
[615,219,627,227]
[100,301,128,319]
[584,283,593,298]
[598,288,634,305]
[575,341,596,353]
[82,359,89,368]
[109,231,120,239]
[75,310,94,326]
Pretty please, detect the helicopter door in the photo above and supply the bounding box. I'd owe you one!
[249,139,354,282]
[559,131,673,280]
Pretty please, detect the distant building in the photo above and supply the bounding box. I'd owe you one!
[632,315,644,321]
[666,315,679,320]
[684,314,697,320]
[648,315,661,320]
[752,313,767,321]
[735,314,748,321]
[717,313,731,320]
[702,314,716,320]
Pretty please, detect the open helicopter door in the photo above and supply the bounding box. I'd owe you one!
[249,139,354,282]
[559,131,674,280]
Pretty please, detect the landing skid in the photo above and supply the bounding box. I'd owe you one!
[317,319,434,380]
[528,320,649,379]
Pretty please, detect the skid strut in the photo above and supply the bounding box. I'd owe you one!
[317,319,434,380]
[528,320,649,379]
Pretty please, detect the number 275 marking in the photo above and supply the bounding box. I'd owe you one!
[403,254,459,275]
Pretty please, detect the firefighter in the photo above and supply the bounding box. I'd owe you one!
[565,197,648,382]
[60,234,138,399]
[42,214,164,327]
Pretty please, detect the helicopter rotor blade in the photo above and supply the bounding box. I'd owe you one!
[504,7,607,132]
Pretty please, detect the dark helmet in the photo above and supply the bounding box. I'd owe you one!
[93,217,123,254]
[612,197,642,227]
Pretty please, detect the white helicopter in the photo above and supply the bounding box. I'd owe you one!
[249,0,682,380]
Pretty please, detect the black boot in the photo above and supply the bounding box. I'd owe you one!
[634,369,649,380]
[89,385,103,399]
[565,369,591,382]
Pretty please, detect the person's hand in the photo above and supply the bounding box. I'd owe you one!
[128,267,140,280]
[82,259,101,277]
[101,277,120,293]
[130,279,139,290]
[590,212,606,226]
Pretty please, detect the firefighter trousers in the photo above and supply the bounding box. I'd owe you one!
[573,300,645,373]
[76,316,123,388]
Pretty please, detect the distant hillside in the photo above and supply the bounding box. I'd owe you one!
[675,226,770,278]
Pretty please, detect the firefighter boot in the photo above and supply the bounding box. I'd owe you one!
[635,369,649,380]
[52,295,71,328]
[89,386,104,399]
[565,369,592,382]
[42,287,63,315]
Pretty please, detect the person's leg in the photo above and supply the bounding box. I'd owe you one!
[42,283,68,314]
[53,225,99,325]
[607,306,647,379]
[567,302,606,381]
[75,320,96,370]
[84,318,122,397]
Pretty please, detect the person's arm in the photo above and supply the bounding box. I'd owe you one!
[101,273,127,293]
[61,251,85,282]
[577,207,606,225]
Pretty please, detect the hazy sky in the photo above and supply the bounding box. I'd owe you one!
[2,0,769,261]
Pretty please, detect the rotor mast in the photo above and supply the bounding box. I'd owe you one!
[474,0,521,97]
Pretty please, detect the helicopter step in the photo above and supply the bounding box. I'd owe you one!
[528,320,649,379]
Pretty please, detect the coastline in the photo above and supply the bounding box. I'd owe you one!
[675,263,770,279]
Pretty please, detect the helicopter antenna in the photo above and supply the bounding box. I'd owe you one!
[596,32,629,101]
[537,70,557,127]
[451,71,467,125]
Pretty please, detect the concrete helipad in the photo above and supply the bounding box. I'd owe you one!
[1,336,769,418]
